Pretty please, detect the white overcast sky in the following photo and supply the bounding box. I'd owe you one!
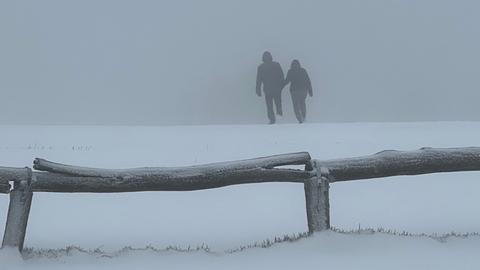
[1,0,479,125]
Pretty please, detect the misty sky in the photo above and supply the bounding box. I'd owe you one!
[1,0,479,125]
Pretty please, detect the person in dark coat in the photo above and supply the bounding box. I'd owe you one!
[283,59,313,123]
[256,51,285,124]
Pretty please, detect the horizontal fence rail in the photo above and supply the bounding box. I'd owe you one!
[1,147,480,255]
[319,147,480,182]
[31,152,313,193]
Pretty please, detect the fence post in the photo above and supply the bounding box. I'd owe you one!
[304,160,330,233]
[2,168,33,252]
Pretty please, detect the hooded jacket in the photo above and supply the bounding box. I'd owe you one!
[284,60,312,96]
[256,52,285,94]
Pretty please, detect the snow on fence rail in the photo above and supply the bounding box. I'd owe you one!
[2,147,480,255]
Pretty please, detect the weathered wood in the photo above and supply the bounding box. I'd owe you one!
[28,147,480,192]
[304,161,330,233]
[31,153,313,193]
[33,152,311,177]
[31,169,313,193]
[0,182,9,194]
[2,169,33,252]
[0,167,30,194]
[317,147,480,182]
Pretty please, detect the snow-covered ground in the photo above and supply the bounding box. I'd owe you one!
[1,122,480,269]
[2,231,480,270]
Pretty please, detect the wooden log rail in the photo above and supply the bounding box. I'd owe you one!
[2,147,480,254]
[31,152,313,192]
[318,147,480,182]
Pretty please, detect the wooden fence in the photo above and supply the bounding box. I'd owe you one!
[2,147,480,254]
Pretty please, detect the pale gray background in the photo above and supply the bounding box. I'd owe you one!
[1,0,479,125]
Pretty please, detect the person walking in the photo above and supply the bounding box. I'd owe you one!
[256,51,285,124]
[283,59,313,123]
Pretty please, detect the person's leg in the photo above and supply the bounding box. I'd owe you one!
[265,93,275,124]
[291,91,303,123]
[300,92,307,121]
[273,91,283,116]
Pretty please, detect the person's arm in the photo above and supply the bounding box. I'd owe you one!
[256,66,262,96]
[305,69,313,96]
[278,63,285,84]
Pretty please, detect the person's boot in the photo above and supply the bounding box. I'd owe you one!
[269,119,275,124]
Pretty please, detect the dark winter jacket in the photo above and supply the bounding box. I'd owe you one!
[284,61,313,96]
[256,53,285,95]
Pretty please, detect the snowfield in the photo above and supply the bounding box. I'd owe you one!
[1,122,480,269]
[2,231,480,270]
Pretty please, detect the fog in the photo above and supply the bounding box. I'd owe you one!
[1,0,479,125]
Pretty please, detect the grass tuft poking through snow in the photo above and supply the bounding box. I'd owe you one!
[3,230,480,270]
[19,228,480,260]
[22,243,214,260]
[331,226,480,243]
